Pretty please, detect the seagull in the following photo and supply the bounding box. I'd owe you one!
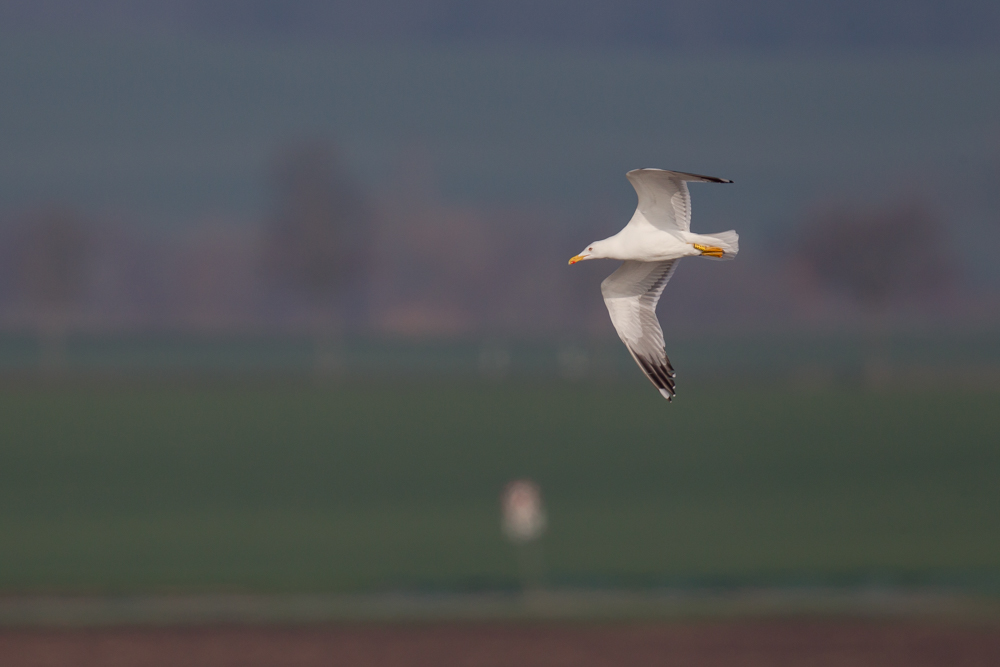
[569,169,738,401]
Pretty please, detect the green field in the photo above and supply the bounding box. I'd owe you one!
[0,379,998,593]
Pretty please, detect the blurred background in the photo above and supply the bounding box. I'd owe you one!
[1,1,999,662]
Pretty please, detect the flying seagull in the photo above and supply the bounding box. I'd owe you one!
[569,169,738,401]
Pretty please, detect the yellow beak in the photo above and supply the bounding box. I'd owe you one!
[568,255,586,265]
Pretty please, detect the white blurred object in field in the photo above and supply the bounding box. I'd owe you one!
[501,479,547,543]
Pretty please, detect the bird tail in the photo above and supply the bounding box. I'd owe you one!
[703,230,739,260]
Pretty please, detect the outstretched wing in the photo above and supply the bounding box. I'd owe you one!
[601,260,680,401]
[626,168,732,233]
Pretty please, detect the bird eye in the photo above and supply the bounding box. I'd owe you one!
[588,247,593,250]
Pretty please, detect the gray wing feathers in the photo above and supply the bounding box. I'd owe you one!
[601,260,679,400]
[626,168,732,233]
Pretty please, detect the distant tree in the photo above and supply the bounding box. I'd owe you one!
[16,207,93,371]
[800,203,949,309]
[798,201,953,383]
[263,142,373,370]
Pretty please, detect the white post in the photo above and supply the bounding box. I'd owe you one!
[501,479,547,592]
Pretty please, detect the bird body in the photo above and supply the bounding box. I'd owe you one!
[584,224,736,263]
[569,168,738,401]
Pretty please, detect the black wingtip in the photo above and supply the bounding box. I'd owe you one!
[631,168,733,184]
[681,170,733,184]
[632,352,678,402]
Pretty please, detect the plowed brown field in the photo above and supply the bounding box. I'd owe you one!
[2,621,999,667]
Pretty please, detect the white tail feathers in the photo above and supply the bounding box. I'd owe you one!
[704,230,739,260]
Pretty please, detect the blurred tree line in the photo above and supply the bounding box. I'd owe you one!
[0,139,603,369]
[0,141,964,375]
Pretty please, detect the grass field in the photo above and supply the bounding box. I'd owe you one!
[0,379,998,594]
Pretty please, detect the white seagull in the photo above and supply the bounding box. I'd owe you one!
[569,169,738,401]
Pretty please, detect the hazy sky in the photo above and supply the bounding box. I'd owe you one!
[4,0,1000,53]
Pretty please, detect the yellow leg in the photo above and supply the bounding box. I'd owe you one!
[694,243,724,258]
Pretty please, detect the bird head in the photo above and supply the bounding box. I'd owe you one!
[568,240,608,265]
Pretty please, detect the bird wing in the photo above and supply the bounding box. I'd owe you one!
[601,259,680,401]
[626,168,732,233]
